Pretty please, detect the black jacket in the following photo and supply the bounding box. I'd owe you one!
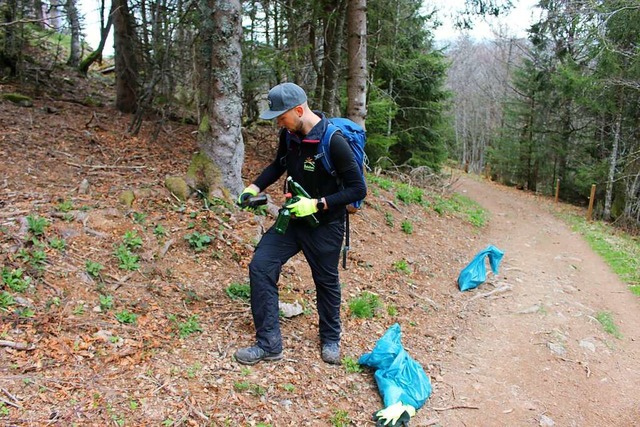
[253,114,366,224]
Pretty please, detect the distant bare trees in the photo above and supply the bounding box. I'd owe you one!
[446,35,524,174]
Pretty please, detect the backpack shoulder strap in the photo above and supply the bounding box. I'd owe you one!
[318,122,340,177]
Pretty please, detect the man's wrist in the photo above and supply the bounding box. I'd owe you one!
[316,197,326,211]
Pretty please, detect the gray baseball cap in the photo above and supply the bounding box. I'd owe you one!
[259,82,307,120]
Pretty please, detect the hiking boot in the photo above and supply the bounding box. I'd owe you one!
[321,342,341,365]
[234,345,282,365]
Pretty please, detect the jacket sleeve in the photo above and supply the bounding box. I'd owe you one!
[253,129,288,191]
[323,133,367,208]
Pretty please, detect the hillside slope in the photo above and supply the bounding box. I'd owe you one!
[1,83,480,426]
[3,79,638,427]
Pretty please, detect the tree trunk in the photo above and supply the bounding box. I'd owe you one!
[0,0,19,75]
[196,0,244,195]
[33,0,45,28]
[48,0,64,30]
[65,0,81,67]
[78,1,114,75]
[321,0,346,116]
[346,0,367,127]
[112,0,139,113]
[603,111,621,221]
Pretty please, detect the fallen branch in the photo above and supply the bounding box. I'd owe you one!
[559,357,591,378]
[432,405,480,411]
[408,291,440,311]
[383,199,402,212]
[0,397,20,409]
[158,238,175,259]
[1,387,20,407]
[66,162,146,170]
[0,340,36,351]
[467,284,512,303]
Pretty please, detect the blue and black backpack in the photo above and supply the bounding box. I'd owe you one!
[316,117,368,210]
[318,117,368,268]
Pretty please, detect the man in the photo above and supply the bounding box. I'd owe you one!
[235,82,366,365]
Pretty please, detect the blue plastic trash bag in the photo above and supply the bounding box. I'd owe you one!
[457,245,504,291]
[359,323,432,410]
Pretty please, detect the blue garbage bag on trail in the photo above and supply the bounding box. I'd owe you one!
[457,245,504,291]
[358,323,432,410]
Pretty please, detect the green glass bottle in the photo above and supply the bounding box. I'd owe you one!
[286,177,319,228]
[274,207,291,234]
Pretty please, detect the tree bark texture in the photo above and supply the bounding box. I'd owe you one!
[0,0,19,75]
[320,0,346,116]
[48,0,64,30]
[113,0,139,113]
[65,0,81,67]
[346,0,367,127]
[196,0,244,195]
[78,1,114,75]
[604,111,621,221]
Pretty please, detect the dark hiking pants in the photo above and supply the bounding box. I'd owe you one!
[248,218,345,353]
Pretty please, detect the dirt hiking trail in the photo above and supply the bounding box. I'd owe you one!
[432,176,640,426]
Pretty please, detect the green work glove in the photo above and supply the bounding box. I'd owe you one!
[237,186,258,206]
[287,196,318,218]
[373,402,416,427]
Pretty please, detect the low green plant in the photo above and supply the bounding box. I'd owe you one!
[452,194,487,227]
[0,401,9,416]
[186,362,202,378]
[562,213,640,290]
[1,292,16,312]
[115,309,138,324]
[384,212,394,227]
[184,231,212,252]
[177,315,203,338]
[46,296,61,309]
[17,249,47,271]
[233,380,266,396]
[2,267,31,292]
[49,237,66,251]
[29,249,47,270]
[341,356,362,373]
[349,291,382,319]
[368,175,394,191]
[281,383,295,392]
[16,307,35,318]
[26,214,48,236]
[132,212,147,224]
[330,409,351,427]
[226,282,251,301]
[595,311,622,339]
[395,183,423,204]
[387,304,398,316]
[99,294,114,311]
[56,199,74,212]
[123,230,143,250]
[72,304,85,315]
[392,259,410,274]
[401,219,413,234]
[153,224,168,237]
[86,260,104,278]
[114,245,140,271]
[233,381,250,392]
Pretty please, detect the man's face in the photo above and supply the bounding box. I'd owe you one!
[277,105,303,133]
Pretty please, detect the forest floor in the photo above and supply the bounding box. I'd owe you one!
[1,72,640,427]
